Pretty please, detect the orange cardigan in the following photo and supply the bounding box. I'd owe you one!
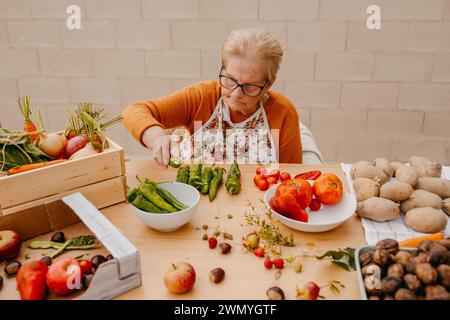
[122,80,302,163]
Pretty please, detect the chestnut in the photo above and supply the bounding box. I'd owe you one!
[394,251,412,267]
[266,286,285,300]
[425,285,450,300]
[4,260,21,276]
[209,268,225,284]
[359,251,373,267]
[51,231,65,243]
[437,264,450,289]
[416,263,437,285]
[91,255,107,269]
[373,249,392,267]
[404,273,422,292]
[387,263,404,279]
[40,256,52,266]
[376,239,399,255]
[395,288,418,300]
[381,276,402,294]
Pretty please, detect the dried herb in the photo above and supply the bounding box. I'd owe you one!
[315,247,356,272]
[243,201,295,248]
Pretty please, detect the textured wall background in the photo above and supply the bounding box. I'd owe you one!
[0,0,449,164]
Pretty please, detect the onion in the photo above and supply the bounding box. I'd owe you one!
[64,135,89,159]
[69,142,98,160]
[39,132,66,158]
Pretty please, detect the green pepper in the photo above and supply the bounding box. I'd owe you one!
[155,185,188,211]
[208,167,225,201]
[132,194,166,213]
[169,156,181,168]
[188,163,205,190]
[225,162,241,195]
[200,167,214,194]
[126,187,139,203]
[138,183,177,213]
[176,166,190,184]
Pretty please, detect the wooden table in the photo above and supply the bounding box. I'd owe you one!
[102,160,366,300]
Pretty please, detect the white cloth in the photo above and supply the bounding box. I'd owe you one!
[300,122,324,165]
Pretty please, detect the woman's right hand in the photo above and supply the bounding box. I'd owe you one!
[142,126,172,167]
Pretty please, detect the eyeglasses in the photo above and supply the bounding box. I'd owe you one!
[219,70,268,97]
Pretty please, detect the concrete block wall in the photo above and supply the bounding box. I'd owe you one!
[0,0,449,164]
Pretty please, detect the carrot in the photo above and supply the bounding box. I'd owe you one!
[18,96,39,143]
[7,160,66,175]
[399,233,445,248]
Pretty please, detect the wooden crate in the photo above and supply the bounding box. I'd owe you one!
[0,138,126,215]
[0,192,141,300]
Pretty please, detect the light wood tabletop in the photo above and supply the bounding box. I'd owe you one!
[102,160,366,300]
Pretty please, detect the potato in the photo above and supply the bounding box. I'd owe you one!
[353,178,380,202]
[395,164,418,187]
[442,198,450,216]
[400,199,415,213]
[380,181,414,202]
[416,177,450,199]
[356,197,400,222]
[390,161,404,173]
[410,190,442,210]
[405,207,448,233]
[350,161,372,179]
[351,165,389,185]
[373,158,394,178]
[409,156,442,178]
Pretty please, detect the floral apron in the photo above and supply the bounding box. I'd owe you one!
[177,98,278,164]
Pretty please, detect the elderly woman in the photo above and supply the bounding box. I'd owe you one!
[122,28,323,167]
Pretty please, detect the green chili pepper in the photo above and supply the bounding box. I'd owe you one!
[225,162,241,195]
[176,166,190,184]
[155,186,188,211]
[208,167,225,201]
[138,183,177,213]
[200,167,214,194]
[126,187,139,203]
[132,194,167,213]
[169,156,181,168]
[188,163,205,189]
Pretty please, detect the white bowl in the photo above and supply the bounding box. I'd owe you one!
[264,182,357,233]
[131,182,200,232]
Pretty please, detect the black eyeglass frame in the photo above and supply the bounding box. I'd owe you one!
[218,68,269,97]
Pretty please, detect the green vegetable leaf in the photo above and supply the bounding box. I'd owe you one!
[316,247,356,272]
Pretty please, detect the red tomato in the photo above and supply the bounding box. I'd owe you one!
[79,260,93,275]
[309,199,321,211]
[275,178,313,209]
[295,170,322,180]
[279,172,291,182]
[254,174,269,191]
[312,174,343,205]
[256,167,267,175]
[266,176,278,185]
[265,169,280,180]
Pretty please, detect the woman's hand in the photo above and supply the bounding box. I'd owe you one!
[142,126,173,167]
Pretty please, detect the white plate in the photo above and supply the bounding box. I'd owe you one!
[264,182,357,233]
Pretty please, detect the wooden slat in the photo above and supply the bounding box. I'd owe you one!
[0,139,125,210]
[1,176,126,215]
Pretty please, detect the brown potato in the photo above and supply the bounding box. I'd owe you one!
[390,161,404,174]
[442,198,450,216]
[416,177,450,199]
[373,158,394,178]
[395,165,418,187]
[400,199,415,214]
[350,161,372,179]
[357,197,400,222]
[353,178,380,202]
[380,181,414,202]
[409,190,442,210]
[352,166,389,185]
[404,207,448,233]
[409,156,442,178]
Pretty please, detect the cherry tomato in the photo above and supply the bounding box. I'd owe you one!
[309,199,321,211]
[279,172,291,182]
[256,167,267,175]
[266,176,278,185]
[295,170,322,180]
[312,174,343,205]
[265,169,280,180]
[254,174,269,191]
[79,260,93,275]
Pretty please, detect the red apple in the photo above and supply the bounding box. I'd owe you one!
[163,262,196,294]
[303,281,321,300]
[0,230,22,261]
[47,257,83,295]
[17,260,48,300]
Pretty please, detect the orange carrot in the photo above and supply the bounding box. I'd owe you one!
[7,160,66,175]
[399,233,445,248]
[18,96,39,143]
